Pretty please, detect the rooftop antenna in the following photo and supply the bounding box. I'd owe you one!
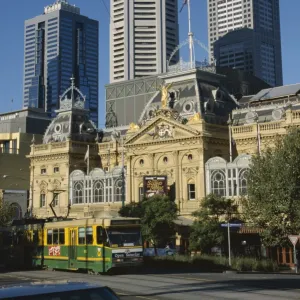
[180,0,195,68]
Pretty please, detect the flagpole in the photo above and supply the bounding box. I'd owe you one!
[227,114,233,162]
[229,125,233,163]
[187,0,195,68]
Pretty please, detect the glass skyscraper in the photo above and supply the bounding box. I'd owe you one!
[208,0,282,87]
[23,0,99,125]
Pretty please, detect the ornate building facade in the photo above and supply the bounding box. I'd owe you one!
[204,83,300,202]
[29,69,238,219]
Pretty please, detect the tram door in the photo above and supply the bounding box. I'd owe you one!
[69,228,77,268]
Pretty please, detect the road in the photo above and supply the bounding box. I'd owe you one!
[0,269,300,299]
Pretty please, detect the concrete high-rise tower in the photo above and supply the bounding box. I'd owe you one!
[207,0,282,86]
[23,0,99,126]
[109,0,179,83]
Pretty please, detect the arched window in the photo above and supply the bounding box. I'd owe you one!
[114,179,123,202]
[73,181,84,204]
[10,203,22,220]
[239,169,249,195]
[211,170,226,196]
[94,180,104,203]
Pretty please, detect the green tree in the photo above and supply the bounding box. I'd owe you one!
[243,128,300,246]
[0,201,14,227]
[118,202,143,218]
[189,194,238,254]
[119,195,178,252]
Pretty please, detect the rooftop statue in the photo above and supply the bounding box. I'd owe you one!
[159,83,173,109]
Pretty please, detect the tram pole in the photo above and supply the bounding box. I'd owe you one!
[121,136,125,207]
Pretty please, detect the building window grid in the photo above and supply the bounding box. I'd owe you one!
[207,161,249,197]
[71,171,126,205]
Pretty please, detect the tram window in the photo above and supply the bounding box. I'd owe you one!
[96,226,107,245]
[47,229,65,245]
[78,227,85,244]
[47,229,53,244]
[59,229,65,245]
[86,227,93,244]
[78,227,93,244]
[53,229,59,244]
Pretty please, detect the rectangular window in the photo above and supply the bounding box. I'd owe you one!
[78,227,86,244]
[47,229,53,244]
[41,168,46,174]
[47,228,64,245]
[78,227,93,244]
[59,229,65,245]
[54,167,59,173]
[40,194,46,207]
[139,187,144,202]
[2,141,10,153]
[86,227,93,244]
[188,184,196,200]
[96,226,108,245]
[53,229,59,244]
[53,193,59,207]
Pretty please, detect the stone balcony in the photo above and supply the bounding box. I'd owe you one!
[30,141,98,156]
[232,109,300,141]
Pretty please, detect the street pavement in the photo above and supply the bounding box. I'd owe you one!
[0,269,300,299]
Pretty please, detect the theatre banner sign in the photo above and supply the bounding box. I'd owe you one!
[143,176,168,198]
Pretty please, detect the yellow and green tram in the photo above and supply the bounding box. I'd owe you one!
[4,217,143,273]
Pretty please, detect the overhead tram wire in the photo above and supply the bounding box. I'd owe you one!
[100,0,135,71]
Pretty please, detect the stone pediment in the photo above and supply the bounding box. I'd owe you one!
[125,116,200,145]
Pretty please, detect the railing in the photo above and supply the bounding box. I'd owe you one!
[232,125,253,134]
[292,111,300,119]
[232,121,284,135]
[34,145,48,151]
[259,122,281,131]
[51,142,67,149]
[167,60,216,74]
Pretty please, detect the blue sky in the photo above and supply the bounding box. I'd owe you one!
[0,0,298,127]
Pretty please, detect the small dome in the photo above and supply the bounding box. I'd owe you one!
[43,77,98,144]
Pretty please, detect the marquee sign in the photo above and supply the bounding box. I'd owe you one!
[143,176,168,198]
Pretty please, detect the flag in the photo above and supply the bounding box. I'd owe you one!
[84,145,89,162]
[180,0,187,13]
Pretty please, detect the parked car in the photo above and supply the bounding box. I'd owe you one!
[0,281,120,299]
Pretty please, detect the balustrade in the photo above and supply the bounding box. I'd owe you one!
[259,122,281,131]
[232,125,253,134]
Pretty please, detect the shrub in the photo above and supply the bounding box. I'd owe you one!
[144,255,278,272]
[231,256,278,272]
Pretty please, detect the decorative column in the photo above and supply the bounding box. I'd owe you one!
[148,153,155,174]
[127,155,133,203]
[198,147,206,199]
[173,151,180,211]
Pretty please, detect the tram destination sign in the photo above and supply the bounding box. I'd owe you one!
[143,176,168,198]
